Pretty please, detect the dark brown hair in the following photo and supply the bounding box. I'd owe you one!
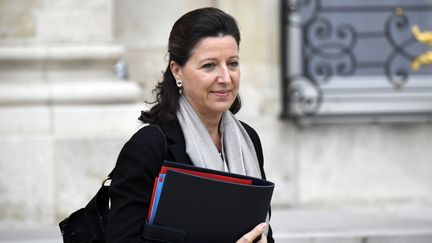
[139,7,241,123]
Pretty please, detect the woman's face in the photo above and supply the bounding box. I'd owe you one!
[171,35,240,120]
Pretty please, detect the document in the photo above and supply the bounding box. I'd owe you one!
[148,161,274,243]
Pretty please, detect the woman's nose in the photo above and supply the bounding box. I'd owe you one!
[217,65,231,83]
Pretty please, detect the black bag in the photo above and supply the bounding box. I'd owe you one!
[59,177,186,243]
[59,178,110,243]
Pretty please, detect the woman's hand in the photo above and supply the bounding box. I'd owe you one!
[236,223,268,243]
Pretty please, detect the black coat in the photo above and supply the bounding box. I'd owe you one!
[106,119,274,242]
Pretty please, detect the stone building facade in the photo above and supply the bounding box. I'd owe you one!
[0,0,431,227]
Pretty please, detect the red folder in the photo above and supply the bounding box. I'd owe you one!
[159,165,253,185]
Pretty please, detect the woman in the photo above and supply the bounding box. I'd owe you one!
[106,7,274,243]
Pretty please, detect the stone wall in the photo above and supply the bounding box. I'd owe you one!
[0,0,143,227]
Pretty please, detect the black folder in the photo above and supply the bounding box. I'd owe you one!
[148,161,274,243]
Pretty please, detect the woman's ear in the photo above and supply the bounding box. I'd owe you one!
[170,61,182,80]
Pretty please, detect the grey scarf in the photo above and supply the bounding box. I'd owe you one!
[176,95,262,178]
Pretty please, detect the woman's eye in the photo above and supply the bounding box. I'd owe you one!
[229,61,239,68]
[202,63,216,70]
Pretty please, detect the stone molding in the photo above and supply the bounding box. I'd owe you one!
[0,45,124,61]
[0,81,142,105]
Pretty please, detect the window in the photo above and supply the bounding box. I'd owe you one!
[281,0,432,123]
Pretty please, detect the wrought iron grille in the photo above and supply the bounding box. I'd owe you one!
[280,0,432,123]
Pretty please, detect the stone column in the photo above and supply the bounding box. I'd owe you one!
[0,0,143,226]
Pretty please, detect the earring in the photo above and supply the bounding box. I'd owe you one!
[176,80,183,94]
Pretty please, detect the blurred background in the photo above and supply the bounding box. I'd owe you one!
[1,0,432,242]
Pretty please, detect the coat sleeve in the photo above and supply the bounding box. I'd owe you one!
[106,125,166,243]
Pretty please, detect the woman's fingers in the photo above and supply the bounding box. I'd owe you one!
[257,233,268,243]
[236,223,268,243]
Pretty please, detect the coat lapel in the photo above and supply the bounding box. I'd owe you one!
[159,120,193,165]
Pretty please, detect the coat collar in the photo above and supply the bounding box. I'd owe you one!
[156,119,193,165]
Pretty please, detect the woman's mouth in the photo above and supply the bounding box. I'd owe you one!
[211,90,231,98]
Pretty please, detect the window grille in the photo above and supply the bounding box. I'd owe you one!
[280,0,432,123]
